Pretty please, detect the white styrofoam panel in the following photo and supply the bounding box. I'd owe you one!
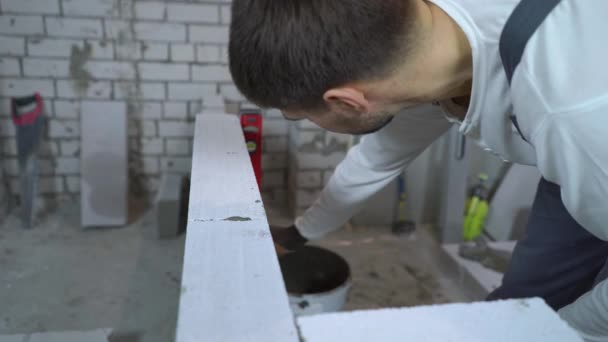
[80,101,127,227]
[298,298,583,342]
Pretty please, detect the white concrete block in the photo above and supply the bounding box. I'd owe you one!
[142,156,160,175]
[27,328,112,342]
[296,189,321,208]
[57,80,112,99]
[263,136,287,153]
[0,36,25,55]
[141,120,157,137]
[168,83,215,101]
[134,1,166,20]
[38,159,55,175]
[323,170,334,186]
[295,152,346,170]
[0,119,16,137]
[160,156,192,173]
[171,44,195,62]
[55,157,80,174]
[66,175,80,193]
[39,176,65,194]
[138,62,189,81]
[196,45,220,63]
[0,78,54,97]
[141,102,163,119]
[81,101,128,227]
[45,18,103,39]
[167,3,219,23]
[23,58,69,77]
[85,61,135,80]
[0,15,43,35]
[219,84,245,102]
[1,139,17,155]
[189,25,229,44]
[264,119,289,136]
[298,299,583,342]
[158,121,194,137]
[104,19,133,41]
[60,140,80,157]
[202,93,225,109]
[1,0,59,14]
[53,100,80,119]
[191,65,231,82]
[262,153,287,170]
[139,137,164,155]
[62,0,117,17]
[0,334,26,341]
[220,46,228,63]
[296,171,322,188]
[28,38,113,59]
[2,158,19,176]
[48,120,79,138]
[262,170,284,189]
[135,22,186,42]
[220,5,231,24]
[115,42,141,60]
[113,82,166,100]
[0,57,20,76]
[166,138,191,155]
[163,102,188,119]
[298,120,322,130]
[143,43,169,61]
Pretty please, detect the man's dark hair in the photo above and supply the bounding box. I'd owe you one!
[229,0,416,111]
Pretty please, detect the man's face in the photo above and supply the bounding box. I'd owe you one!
[282,107,396,135]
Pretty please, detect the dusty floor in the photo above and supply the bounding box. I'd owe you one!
[0,199,468,340]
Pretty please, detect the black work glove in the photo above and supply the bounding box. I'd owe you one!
[269,225,308,253]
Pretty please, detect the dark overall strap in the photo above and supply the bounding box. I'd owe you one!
[500,0,562,140]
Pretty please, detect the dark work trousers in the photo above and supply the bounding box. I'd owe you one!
[487,178,608,310]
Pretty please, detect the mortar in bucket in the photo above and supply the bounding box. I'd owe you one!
[279,246,352,316]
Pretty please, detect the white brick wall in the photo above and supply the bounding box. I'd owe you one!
[0,0,297,206]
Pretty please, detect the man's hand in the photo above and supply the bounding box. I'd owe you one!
[270,225,308,256]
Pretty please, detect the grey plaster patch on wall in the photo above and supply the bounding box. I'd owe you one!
[69,42,93,95]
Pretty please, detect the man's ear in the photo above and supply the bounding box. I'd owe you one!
[323,87,370,113]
